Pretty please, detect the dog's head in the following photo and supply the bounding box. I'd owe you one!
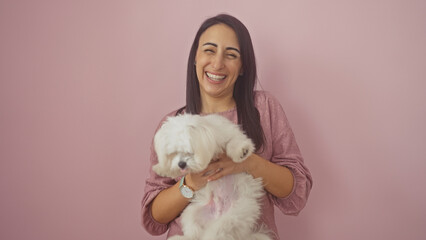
[152,115,219,178]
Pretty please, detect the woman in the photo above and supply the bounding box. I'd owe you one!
[141,14,312,239]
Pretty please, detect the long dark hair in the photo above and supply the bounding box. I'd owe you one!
[177,14,264,151]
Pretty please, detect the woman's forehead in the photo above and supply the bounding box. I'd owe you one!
[199,24,240,49]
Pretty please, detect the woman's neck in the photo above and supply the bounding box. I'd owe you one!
[200,95,236,114]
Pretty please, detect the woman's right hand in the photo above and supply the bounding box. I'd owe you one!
[185,160,223,191]
[151,158,224,224]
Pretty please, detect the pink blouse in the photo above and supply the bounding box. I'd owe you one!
[141,91,313,239]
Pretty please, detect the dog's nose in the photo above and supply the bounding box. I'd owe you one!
[178,161,187,169]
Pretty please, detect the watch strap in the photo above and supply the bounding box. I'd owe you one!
[179,175,185,188]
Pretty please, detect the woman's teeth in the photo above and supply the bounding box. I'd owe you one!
[206,72,226,81]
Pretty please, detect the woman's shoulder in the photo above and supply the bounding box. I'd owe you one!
[165,108,182,118]
[254,90,282,109]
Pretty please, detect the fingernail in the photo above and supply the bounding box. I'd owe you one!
[203,170,214,177]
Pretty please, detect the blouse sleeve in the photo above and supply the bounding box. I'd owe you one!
[264,92,313,216]
[141,115,177,235]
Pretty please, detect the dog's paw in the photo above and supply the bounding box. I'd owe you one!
[226,137,255,163]
[241,148,249,159]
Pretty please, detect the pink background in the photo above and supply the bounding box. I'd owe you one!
[1,0,425,239]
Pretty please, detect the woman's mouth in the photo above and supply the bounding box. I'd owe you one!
[206,72,226,83]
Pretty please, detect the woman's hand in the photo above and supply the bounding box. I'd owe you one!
[184,171,210,191]
[201,153,295,198]
[202,153,253,182]
[185,153,251,190]
[186,152,294,198]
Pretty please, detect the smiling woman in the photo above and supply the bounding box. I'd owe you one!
[181,14,263,151]
[195,24,243,113]
[141,14,312,240]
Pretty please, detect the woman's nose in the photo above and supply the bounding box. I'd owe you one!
[211,54,224,70]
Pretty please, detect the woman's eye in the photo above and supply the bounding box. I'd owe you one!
[204,49,214,53]
[227,54,237,59]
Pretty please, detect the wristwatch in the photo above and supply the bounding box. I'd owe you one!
[179,175,194,199]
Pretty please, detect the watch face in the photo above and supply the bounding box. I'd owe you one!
[181,186,194,198]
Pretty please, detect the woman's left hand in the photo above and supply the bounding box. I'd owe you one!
[205,153,294,198]
[205,153,253,182]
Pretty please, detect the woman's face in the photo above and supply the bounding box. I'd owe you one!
[195,24,242,101]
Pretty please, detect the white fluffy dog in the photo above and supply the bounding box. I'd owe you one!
[153,114,271,240]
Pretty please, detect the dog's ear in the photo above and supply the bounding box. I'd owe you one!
[153,121,174,177]
[188,124,217,172]
[153,146,177,178]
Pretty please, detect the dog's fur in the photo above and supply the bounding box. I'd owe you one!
[153,114,271,240]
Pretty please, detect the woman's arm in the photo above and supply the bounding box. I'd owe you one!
[246,154,294,198]
[205,153,294,198]
[150,168,214,224]
[150,181,189,224]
